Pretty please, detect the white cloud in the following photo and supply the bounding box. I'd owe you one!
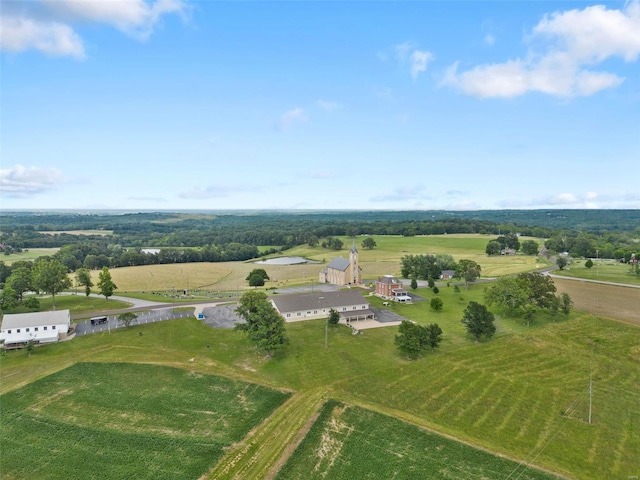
[388,42,434,80]
[410,49,433,80]
[47,0,188,40]
[280,107,306,131]
[0,0,187,58]
[443,1,640,98]
[0,15,85,58]
[0,164,64,197]
[316,99,342,112]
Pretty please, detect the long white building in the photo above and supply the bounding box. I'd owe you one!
[0,310,71,347]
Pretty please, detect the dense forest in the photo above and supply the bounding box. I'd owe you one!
[1,210,638,271]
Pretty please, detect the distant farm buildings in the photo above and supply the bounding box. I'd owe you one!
[0,310,71,348]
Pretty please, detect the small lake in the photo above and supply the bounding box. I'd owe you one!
[255,256,313,265]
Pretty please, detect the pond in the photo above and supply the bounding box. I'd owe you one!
[255,256,314,265]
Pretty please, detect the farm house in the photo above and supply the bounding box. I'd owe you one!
[0,310,71,348]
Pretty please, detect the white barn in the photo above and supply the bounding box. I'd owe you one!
[0,310,71,347]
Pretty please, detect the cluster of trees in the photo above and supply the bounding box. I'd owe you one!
[484,273,572,325]
[544,231,637,262]
[485,234,539,256]
[400,254,457,281]
[0,259,117,312]
[395,321,443,359]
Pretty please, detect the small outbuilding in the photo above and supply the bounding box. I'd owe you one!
[0,310,71,348]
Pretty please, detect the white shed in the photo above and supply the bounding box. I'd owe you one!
[0,310,71,346]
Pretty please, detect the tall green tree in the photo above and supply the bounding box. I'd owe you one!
[455,259,482,290]
[75,268,94,296]
[235,291,288,357]
[395,321,425,359]
[560,293,573,316]
[31,258,71,309]
[521,240,540,255]
[361,237,377,250]
[485,240,502,256]
[246,268,270,287]
[97,266,117,300]
[461,301,496,342]
[0,286,19,311]
[6,266,32,301]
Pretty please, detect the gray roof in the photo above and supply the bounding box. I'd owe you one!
[271,290,369,313]
[377,275,401,285]
[326,257,350,271]
[1,310,71,330]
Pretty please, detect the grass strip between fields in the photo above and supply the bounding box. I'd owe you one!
[203,388,327,480]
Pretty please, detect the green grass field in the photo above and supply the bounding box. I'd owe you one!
[1,297,637,479]
[0,362,290,480]
[553,260,640,285]
[1,248,60,264]
[277,400,559,480]
[3,294,131,315]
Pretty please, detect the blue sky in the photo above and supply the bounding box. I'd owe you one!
[1,0,639,211]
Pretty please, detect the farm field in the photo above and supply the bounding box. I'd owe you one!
[98,234,549,294]
[277,400,559,480]
[1,247,60,264]
[0,362,290,480]
[552,277,640,326]
[1,303,638,479]
[553,260,640,285]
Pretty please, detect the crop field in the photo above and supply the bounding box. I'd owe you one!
[100,234,548,294]
[277,400,559,480]
[552,277,640,326]
[0,362,290,480]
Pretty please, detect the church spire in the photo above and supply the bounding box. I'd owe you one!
[350,239,358,254]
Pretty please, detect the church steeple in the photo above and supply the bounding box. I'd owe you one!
[349,239,359,285]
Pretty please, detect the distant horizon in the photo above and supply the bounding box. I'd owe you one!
[2,1,639,210]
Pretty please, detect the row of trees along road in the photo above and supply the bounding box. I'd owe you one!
[0,258,117,312]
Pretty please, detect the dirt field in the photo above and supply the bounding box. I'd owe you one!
[553,277,639,325]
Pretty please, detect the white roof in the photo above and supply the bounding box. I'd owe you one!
[1,310,70,330]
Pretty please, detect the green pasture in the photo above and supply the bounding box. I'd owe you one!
[1,298,638,479]
[282,234,550,277]
[277,400,558,480]
[3,294,131,316]
[1,248,59,264]
[553,260,640,285]
[0,362,290,480]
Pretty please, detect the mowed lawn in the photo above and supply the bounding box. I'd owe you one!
[97,234,548,294]
[0,362,290,480]
[553,260,640,286]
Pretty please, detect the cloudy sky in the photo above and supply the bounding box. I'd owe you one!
[1,0,639,211]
